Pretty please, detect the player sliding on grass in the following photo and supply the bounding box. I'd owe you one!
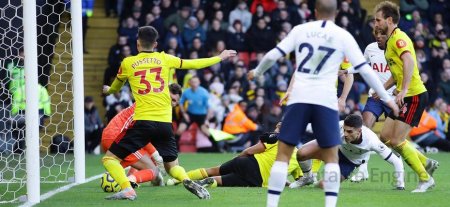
[290,114,405,190]
[102,26,236,200]
[167,122,304,188]
[101,83,182,187]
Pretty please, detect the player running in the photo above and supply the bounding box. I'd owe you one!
[101,83,182,187]
[102,26,236,200]
[289,114,405,190]
[374,1,435,192]
[247,0,398,206]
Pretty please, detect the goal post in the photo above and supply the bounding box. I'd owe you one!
[23,0,40,204]
[0,0,85,204]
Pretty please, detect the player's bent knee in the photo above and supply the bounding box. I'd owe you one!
[162,155,178,163]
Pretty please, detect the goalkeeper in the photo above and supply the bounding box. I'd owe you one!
[101,83,182,187]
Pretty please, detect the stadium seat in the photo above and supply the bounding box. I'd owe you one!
[238,52,250,67]
[178,123,198,153]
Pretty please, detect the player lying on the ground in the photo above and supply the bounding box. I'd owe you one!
[290,114,405,190]
[167,122,304,187]
[101,83,182,187]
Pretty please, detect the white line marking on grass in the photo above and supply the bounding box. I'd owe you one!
[19,173,103,207]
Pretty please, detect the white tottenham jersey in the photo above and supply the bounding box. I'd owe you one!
[364,42,396,97]
[276,20,369,110]
[306,121,392,165]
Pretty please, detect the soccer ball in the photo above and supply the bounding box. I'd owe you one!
[100,172,121,193]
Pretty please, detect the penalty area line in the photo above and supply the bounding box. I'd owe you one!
[19,173,103,207]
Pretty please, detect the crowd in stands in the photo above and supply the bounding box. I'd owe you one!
[91,0,450,153]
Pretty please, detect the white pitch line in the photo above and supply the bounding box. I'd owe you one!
[18,173,103,207]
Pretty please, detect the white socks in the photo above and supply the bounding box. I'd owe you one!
[266,161,288,207]
[323,163,340,207]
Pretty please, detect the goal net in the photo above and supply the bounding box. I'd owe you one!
[0,0,85,204]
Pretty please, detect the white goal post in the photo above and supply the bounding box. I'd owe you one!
[0,0,85,204]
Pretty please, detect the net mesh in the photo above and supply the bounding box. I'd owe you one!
[0,0,76,203]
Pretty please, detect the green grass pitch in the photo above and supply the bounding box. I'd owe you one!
[4,152,450,207]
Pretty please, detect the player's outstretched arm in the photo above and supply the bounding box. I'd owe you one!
[179,50,237,70]
[238,141,266,157]
[339,73,354,112]
[247,48,283,80]
[103,77,125,95]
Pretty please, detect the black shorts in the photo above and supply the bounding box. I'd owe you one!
[388,92,428,127]
[109,120,178,162]
[219,156,263,187]
[182,112,207,126]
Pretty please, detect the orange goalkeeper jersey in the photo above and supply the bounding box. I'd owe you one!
[102,104,136,141]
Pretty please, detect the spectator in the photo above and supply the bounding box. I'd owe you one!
[206,19,227,49]
[263,104,282,132]
[104,45,131,86]
[165,37,184,58]
[82,0,94,54]
[271,0,288,23]
[400,0,429,13]
[410,110,450,152]
[428,101,450,139]
[182,17,206,49]
[104,0,117,17]
[214,10,229,31]
[437,66,450,103]
[430,29,450,51]
[160,0,177,19]
[229,1,252,33]
[164,24,185,51]
[148,6,165,37]
[196,9,209,32]
[164,6,190,33]
[107,36,128,69]
[104,90,133,122]
[250,0,277,14]
[189,37,208,58]
[84,96,103,154]
[118,17,139,54]
[252,4,267,25]
[226,20,247,52]
[227,62,249,93]
[247,18,275,52]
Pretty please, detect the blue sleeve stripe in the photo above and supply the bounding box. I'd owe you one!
[354,62,367,70]
[276,47,286,56]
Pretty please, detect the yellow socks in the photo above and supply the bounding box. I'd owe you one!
[312,159,323,174]
[169,165,190,181]
[187,168,209,180]
[393,140,430,181]
[410,141,428,166]
[102,156,131,189]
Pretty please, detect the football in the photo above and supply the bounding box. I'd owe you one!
[100,172,121,193]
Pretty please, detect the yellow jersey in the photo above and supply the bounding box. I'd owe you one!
[113,51,221,122]
[385,28,426,97]
[116,52,181,122]
[254,142,302,187]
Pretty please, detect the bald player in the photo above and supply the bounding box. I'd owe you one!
[247,0,398,206]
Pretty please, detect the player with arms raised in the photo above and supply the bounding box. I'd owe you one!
[247,0,399,206]
[102,26,236,200]
[374,1,435,192]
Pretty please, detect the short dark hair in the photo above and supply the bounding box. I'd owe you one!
[375,1,400,24]
[169,83,182,96]
[315,0,337,17]
[344,114,363,129]
[138,26,159,48]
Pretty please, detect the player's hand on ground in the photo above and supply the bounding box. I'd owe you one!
[395,90,407,106]
[279,92,290,106]
[103,85,110,95]
[219,50,237,61]
[386,99,400,117]
[247,70,256,80]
